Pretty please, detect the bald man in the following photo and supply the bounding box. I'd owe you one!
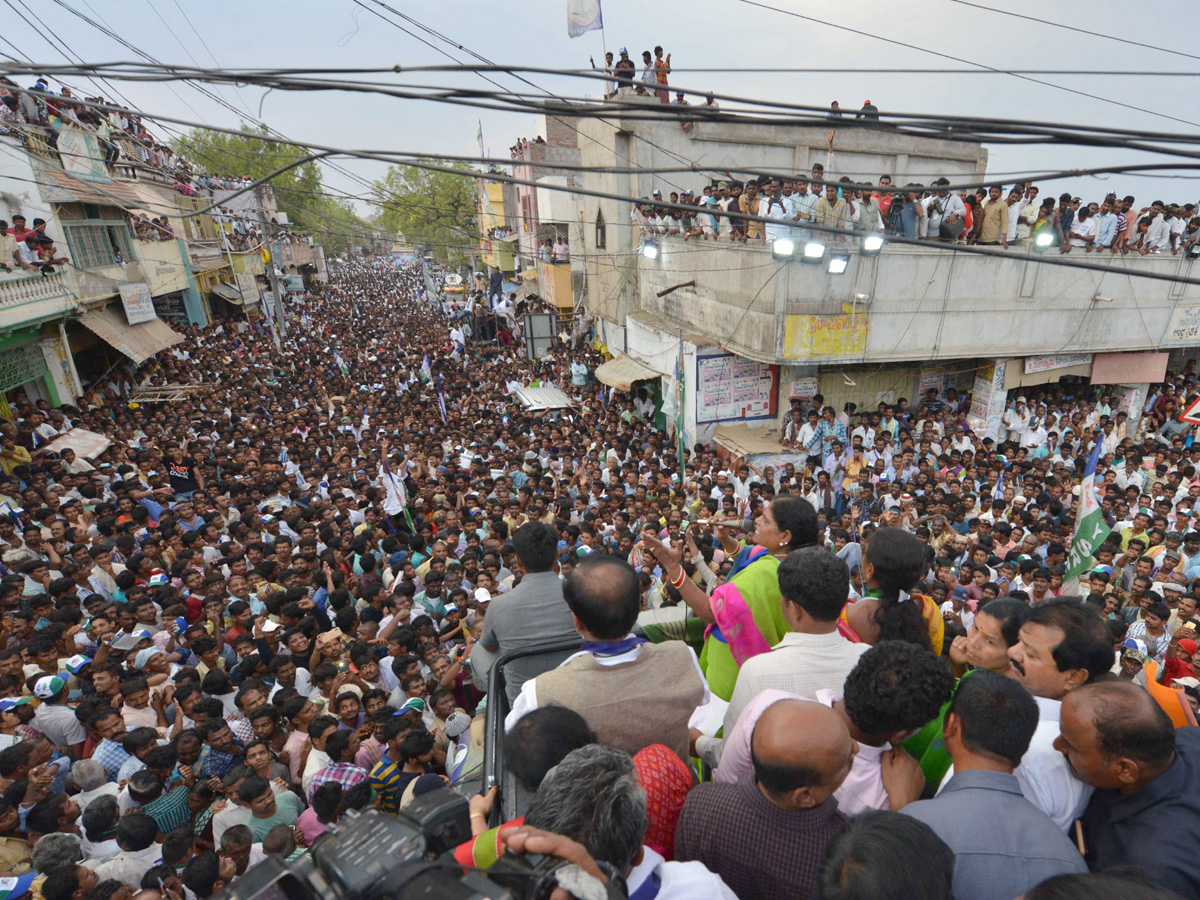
[674,699,855,900]
[1056,681,1200,898]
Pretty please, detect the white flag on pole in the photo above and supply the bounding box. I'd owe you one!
[567,0,603,38]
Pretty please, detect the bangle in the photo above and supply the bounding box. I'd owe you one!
[670,568,687,590]
[470,812,487,821]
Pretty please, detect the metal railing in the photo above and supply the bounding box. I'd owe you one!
[482,640,582,825]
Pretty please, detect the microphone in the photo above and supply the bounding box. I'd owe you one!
[693,518,756,533]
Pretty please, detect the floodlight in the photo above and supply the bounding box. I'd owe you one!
[801,241,826,263]
[771,238,795,259]
[642,240,659,260]
[861,234,885,255]
[828,255,849,275]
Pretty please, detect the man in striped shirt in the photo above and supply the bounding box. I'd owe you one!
[368,721,435,814]
[306,731,368,803]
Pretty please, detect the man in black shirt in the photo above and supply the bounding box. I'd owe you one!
[167,443,204,499]
[613,48,635,91]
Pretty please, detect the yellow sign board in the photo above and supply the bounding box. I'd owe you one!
[784,309,869,360]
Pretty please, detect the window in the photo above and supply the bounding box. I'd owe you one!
[65,222,133,269]
[595,210,606,249]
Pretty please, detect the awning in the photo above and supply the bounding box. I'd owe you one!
[77,307,183,365]
[34,166,145,207]
[1091,352,1169,385]
[595,354,660,392]
[514,386,578,412]
[210,282,242,303]
[714,424,792,458]
[1004,358,1093,389]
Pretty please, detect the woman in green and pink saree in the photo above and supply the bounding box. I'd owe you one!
[643,495,819,700]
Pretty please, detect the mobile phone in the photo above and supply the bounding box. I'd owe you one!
[334,660,351,674]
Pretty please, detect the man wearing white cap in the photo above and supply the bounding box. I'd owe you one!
[32,676,85,759]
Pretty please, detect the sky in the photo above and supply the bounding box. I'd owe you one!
[3,0,1198,216]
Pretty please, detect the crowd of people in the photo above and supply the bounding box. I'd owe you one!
[633,129,1200,253]
[0,255,1189,900]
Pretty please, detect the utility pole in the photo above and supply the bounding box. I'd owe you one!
[253,184,287,338]
[265,255,287,338]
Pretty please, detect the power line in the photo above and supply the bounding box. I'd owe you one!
[947,1,1200,63]
[731,0,1200,129]
[21,60,1200,161]
[15,83,1200,206]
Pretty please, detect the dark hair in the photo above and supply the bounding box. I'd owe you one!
[324,729,354,762]
[398,729,435,762]
[1022,873,1183,900]
[161,826,195,866]
[1080,682,1176,768]
[864,528,934,651]
[842,641,955,737]
[512,521,558,573]
[42,868,82,900]
[236,775,272,804]
[128,770,165,804]
[307,714,339,741]
[312,781,343,820]
[563,554,638,640]
[950,670,1039,767]
[183,852,224,899]
[976,597,1031,646]
[818,810,954,900]
[1146,601,1170,621]
[770,495,818,550]
[778,547,850,622]
[503,706,598,791]
[1026,598,1114,683]
[116,812,158,851]
[82,795,119,842]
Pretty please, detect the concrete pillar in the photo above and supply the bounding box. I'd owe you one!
[179,239,209,326]
[39,324,80,405]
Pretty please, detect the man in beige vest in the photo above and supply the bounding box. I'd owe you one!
[504,554,709,762]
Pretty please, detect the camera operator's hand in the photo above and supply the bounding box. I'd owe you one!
[500,826,610,900]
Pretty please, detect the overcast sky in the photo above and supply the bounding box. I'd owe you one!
[5,0,1198,212]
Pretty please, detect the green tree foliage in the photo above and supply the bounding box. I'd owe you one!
[170,124,373,255]
[372,160,478,264]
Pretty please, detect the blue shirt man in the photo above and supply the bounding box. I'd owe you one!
[901,672,1087,900]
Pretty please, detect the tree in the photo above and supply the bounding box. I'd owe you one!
[372,160,478,264]
[170,124,369,255]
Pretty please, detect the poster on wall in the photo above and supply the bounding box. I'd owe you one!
[118,282,157,325]
[789,375,819,402]
[696,353,778,424]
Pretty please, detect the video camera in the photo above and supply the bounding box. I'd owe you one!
[218,788,628,900]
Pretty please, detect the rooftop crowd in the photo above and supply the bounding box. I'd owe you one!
[0,253,1187,900]
[634,129,1200,253]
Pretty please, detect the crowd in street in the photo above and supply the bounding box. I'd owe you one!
[0,255,1190,900]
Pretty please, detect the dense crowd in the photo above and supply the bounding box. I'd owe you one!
[0,256,1191,900]
[634,130,1200,253]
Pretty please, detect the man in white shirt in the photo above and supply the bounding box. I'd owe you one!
[1069,208,1097,250]
[1006,186,1029,245]
[944,599,1113,831]
[1145,202,1171,252]
[701,549,868,767]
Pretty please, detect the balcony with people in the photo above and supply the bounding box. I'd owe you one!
[615,175,1200,367]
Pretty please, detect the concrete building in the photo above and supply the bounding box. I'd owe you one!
[575,91,1193,456]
